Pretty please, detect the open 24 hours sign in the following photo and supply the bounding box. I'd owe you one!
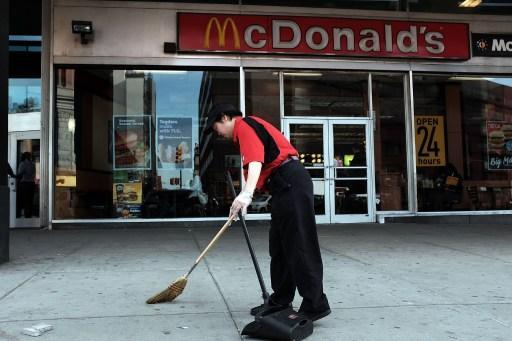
[415,115,446,167]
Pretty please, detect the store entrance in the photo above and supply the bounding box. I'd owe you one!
[284,118,375,223]
[8,131,41,228]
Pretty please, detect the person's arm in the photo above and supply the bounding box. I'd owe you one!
[230,161,262,219]
[244,161,262,195]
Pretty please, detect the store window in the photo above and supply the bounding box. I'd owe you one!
[284,72,368,117]
[54,68,240,219]
[245,71,280,129]
[244,71,281,214]
[414,75,512,212]
[373,74,408,211]
[8,78,41,114]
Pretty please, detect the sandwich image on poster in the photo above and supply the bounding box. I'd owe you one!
[487,121,512,170]
[113,115,151,170]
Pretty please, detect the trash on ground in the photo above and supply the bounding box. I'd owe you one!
[21,324,53,337]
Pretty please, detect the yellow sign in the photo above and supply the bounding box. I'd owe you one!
[415,115,446,167]
[113,182,142,204]
[204,17,241,49]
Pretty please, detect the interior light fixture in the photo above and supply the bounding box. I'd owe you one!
[272,72,323,77]
[132,70,188,75]
[459,0,482,7]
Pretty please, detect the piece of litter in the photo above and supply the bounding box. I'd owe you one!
[21,324,53,337]
[22,328,42,337]
[177,326,189,329]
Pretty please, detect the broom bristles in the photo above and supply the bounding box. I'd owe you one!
[146,276,188,304]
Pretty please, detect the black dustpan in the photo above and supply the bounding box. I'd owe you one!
[226,172,314,341]
[242,307,313,341]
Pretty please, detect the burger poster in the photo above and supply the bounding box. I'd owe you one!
[113,115,152,170]
[487,121,512,170]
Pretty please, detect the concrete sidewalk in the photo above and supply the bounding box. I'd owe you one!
[1,222,512,340]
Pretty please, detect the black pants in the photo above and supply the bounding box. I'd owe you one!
[19,181,35,218]
[267,160,329,313]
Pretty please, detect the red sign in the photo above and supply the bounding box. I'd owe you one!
[178,13,469,60]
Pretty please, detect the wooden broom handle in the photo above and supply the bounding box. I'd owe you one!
[186,216,235,277]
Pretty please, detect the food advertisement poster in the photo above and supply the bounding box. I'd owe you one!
[113,115,151,170]
[487,121,512,170]
[156,117,193,170]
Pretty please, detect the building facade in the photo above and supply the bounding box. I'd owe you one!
[9,0,512,227]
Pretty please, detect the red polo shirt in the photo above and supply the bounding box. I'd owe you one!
[233,116,298,190]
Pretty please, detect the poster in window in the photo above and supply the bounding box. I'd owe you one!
[487,121,512,170]
[113,115,151,170]
[415,115,446,167]
[156,117,193,170]
[112,170,143,218]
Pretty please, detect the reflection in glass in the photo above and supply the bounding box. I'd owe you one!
[54,68,240,219]
[245,71,281,129]
[16,139,40,218]
[8,78,41,114]
[414,75,512,211]
[284,72,368,117]
[332,125,368,214]
[373,74,408,211]
[289,124,325,214]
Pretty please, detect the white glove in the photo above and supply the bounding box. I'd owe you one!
[230,190,253,219]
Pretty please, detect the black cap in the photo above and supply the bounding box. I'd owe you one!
[204,103,242,134]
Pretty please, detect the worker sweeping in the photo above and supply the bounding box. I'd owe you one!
[205,103,331,322]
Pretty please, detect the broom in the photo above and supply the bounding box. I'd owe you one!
[146,216,235,304]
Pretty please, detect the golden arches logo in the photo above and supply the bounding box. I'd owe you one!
[204,17,241,49]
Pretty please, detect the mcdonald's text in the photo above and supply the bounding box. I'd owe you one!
[178,13,469,59]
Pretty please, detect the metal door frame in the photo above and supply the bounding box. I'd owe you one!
[8,130,41,228]
[283,118,375,223]
[283,118,331,224]
[328,119,375,223]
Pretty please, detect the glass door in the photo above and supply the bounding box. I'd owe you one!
[329,120,375,223]
[284,119,330,224]
[8,131,41,228]
[284,119,374,223]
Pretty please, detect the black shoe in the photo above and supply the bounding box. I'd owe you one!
[250,302,292,316]
[299,308,331,321]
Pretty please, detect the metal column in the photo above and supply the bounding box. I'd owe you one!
[0,0,10,263]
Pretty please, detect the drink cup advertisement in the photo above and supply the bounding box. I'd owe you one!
[156,117,193,170]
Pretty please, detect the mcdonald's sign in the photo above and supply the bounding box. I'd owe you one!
[177,13,470,60]
[204,17,240,49]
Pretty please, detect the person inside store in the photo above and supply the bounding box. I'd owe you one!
[16,152,36,218]
[342,143,367,213]
[6,162,15,178]
[349,143,366,167]
[433,162,463,210]
[205,103,331,322]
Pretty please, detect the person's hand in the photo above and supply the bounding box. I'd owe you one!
[230,190,253,220]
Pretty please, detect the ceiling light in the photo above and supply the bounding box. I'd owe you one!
[459,0,482,7]
[284,72,323,77]
[132,70,187,75]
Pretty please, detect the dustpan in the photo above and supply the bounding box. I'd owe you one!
[226,172,314,341]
